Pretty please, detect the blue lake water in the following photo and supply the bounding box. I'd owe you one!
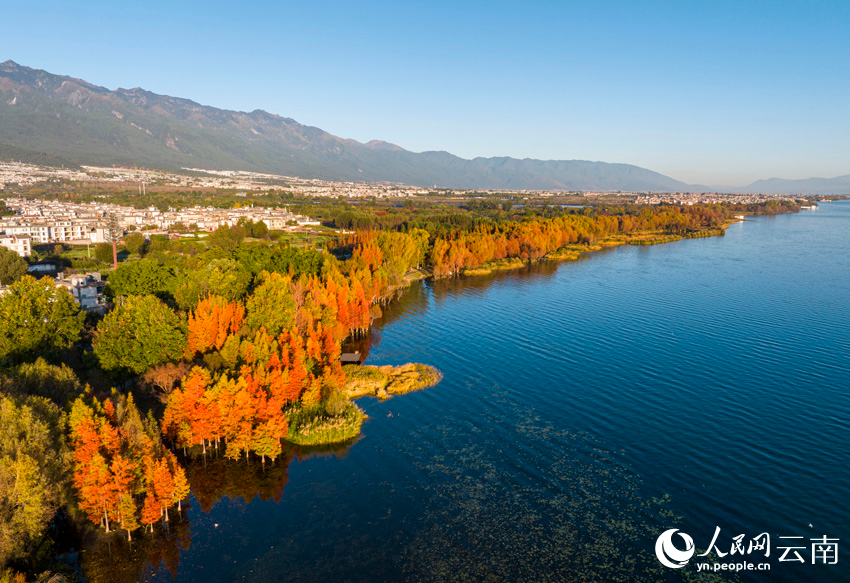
[142,201,849,582]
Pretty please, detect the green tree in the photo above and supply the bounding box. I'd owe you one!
[267,247,327,277]
[251,220,269,239]
[0,393,69,566]
[208,224,246,253]
[106,258,176,300]
[0,276,84,364]
[234,245,273,276]
[378,231,425,285]
[245,272,296,336]
[123,232,147,255]
[0,247,26,285]
[174,258,250,310]
[0,358,83,406]
[94,242,114,265]
[94,295,186,375]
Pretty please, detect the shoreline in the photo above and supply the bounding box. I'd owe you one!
[452,221,739,278]
[313,217,767,445]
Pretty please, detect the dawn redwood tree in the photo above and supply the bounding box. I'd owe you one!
[141,489,161,532]
[0,275,84,363]
[170,455,190,512]
[93,294,186,375]
[187,295,245,356]
[119,492,140,540]
[69,394,189,540]
[151,458,176,522]
[161,367,213,452]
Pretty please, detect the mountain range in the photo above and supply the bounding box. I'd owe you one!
[1,60,848,194]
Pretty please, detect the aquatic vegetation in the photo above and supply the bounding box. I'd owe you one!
[341,365,390,398]
[684,228,726,239]
[284,401,366,446]
[394,387,683,583]
[461,257,526,276]
[342,364,443,400]
[628,234,684,245]
[385,364,444,396]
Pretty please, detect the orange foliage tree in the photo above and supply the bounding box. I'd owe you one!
[69,392,189,540]
[186,295,246,357]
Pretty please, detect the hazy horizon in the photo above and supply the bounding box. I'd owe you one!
[1,0,848,185]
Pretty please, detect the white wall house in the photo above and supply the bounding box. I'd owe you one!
[0,234,31,257]
[54,272,107,311]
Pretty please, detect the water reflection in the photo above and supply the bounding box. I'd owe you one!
[185,449,295,513]
[81,513,191,583]
[346,252,617,360]
[80,441,356,583]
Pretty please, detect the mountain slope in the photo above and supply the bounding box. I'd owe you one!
[0,60,694,191]
[740,176,850,195]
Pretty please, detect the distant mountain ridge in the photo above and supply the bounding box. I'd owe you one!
[738,175,850,195]
[0,60,691,191]
[1,60,848,193]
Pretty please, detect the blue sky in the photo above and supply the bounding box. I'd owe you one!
[2,0,848,185]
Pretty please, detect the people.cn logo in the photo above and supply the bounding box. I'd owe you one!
[655,529,696,569]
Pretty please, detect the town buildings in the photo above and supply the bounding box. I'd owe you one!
[0,234,31,256]
[0,197,315,252]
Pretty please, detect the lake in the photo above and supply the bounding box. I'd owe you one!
[132,201,849,583]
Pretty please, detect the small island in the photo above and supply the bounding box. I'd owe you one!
[284,364,443,446]
[343,363,443,400]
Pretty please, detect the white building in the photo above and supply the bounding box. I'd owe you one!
[54,272,107,311]
[0,234,31,257]
[0,220,98,243]
[89,227,109,243]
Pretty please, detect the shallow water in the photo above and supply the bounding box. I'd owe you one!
[132,202,849,583]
